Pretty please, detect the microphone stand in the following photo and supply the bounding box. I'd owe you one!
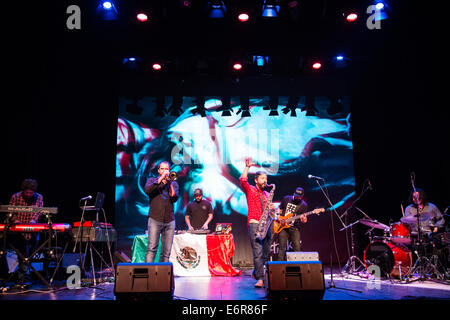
[313,178,362,293]
[340,181,371,276]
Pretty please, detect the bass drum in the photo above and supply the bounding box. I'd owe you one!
[363,241,412,278]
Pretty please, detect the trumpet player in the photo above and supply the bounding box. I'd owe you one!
[240,157,274,288]
[144,161,179,263]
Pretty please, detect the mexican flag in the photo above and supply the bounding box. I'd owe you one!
[169,233,241,277]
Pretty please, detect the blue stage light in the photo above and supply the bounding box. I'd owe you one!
[262,0,280,18]
[336,56,344,61]
[97,1,118,20]
[102,1,112,10]
[375,2,385,10]
[208,1,227,18]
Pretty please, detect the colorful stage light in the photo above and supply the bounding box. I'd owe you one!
[137,13,148,22]
[238,13,249,22]
[102,1,112,10]
[312,62,322,69]
[233,63,242,70]
[152,63,162,70]
[346,13,358,22]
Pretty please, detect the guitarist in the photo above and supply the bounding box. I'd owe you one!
[276,187,308,261]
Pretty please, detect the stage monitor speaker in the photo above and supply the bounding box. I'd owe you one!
[114,262,174,300]
[265,261,325,300]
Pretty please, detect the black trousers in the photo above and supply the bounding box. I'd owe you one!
[277,226,302,261]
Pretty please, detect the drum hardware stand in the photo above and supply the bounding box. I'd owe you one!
[339,180,373,278]
[312,178,362,293]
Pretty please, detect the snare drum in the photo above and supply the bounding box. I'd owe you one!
[390,222,411,244]
[363,241,412,278]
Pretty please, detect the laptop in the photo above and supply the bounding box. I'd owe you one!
[82,192,105,211]
[215,223,232,235]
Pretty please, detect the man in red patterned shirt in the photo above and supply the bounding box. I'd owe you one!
[240,157,274,288]
[8,179,44,287]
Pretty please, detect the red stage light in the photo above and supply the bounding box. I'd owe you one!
[152,63,162,70]
[233,63,243,70]
[238,13,249,22]
[312,62,322,69]
[137,13,148,22]
[346,13,358,22]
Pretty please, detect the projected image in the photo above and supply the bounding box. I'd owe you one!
[115,96,355,261]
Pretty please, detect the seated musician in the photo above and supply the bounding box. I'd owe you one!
[8,179,44,288]
[276,187,308,261]
[404,188,444,234]
[185,188,213,231]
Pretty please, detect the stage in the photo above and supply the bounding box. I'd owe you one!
[1,266,449,301]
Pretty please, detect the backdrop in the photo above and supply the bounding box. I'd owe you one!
[115,95,355,266]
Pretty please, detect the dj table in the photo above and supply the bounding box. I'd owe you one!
[131,233,241,277]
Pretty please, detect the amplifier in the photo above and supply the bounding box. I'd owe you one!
[72,226,117,242]
[286,251,320,262]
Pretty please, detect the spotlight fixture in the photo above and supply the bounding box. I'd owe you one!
[191,97,207,117]
[168,96,183,116]
[301,96,317,116]
[218,96,234,116]
[282,96,299,117]
[346,13,358,22]
[98,1,118,20]
[152,63,162,71]
[207,1,227,18]
[237,96,251,117]
[238,13,250,22]
[262,0,280,18]
[253,56,269,67]
[233,63,243,70]
[312,62,322,69]
[268,96,279,116]
[137,13,148,22]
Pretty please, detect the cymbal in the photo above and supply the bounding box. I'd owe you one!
[358,218,390,231]
[400,212,432,224]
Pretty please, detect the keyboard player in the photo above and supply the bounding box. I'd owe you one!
[6,179,44,288]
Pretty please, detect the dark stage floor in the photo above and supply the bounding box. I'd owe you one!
[1,266,449,301]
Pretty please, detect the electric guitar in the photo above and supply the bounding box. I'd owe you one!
[273,208,325,234]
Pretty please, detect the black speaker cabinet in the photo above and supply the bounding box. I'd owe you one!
[265,261,325,300]
[114,262,174,300]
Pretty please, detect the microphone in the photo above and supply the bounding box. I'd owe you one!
[308,174,324,180]
[80,195,92,201]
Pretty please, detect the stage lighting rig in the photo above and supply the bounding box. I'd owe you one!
[191,97,207,117]
[218,96,234,116]
[236,96,251,117]
[207,0,227,18]
[301,96,317,116]
[168,96,183,116]
[262,0,280,18]
[268,96,279,116]
[97,1,118,20]
[282,96,299,117]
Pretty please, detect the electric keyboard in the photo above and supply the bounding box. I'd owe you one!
[0,205,58,214]
[0,223,71,233]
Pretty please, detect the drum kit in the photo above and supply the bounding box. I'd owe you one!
[357,211,450,282]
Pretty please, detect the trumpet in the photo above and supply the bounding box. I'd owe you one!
[169,171,178,181]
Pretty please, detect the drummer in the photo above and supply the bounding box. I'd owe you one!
[404,188,444,234]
